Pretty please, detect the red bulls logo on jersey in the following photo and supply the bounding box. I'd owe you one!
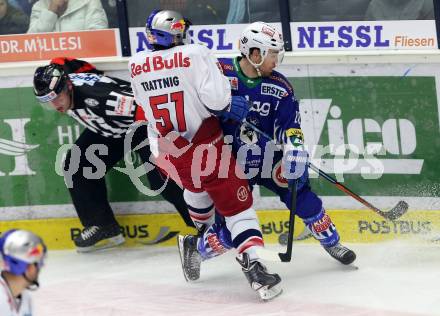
[131,52,191,78]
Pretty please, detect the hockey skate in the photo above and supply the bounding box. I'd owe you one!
[74,224,125,253]
[324,243,356,265]
[177,235,202,282]
[236,252,282,301]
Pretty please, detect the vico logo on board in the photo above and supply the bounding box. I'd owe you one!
[300,99,423,176]
[0,118,38,176]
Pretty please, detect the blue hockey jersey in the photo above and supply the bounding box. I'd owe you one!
[219,57,303,179]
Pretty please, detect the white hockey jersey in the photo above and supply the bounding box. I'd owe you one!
[129,44,231,143]
[0,275,32,316]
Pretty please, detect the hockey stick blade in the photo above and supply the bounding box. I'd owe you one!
[255,247,297,262]
[257,230,312,262]
[384,200,409,221]
[255,247,286,262]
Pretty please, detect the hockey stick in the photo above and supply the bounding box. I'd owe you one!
[306,163,408,221]
[256,179,298,262]
[279,179,297,262]
[242,121,409,221]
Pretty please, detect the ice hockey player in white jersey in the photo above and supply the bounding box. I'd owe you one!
[0,229,47,316]
[129,9,282,300]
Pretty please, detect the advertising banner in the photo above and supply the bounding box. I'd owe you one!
[0,63,439,219]
[0,29,119,63]
[292,76,439,196]
[1,210,438,249]
[130,20,437,54]
[129,24,248,55]
[291,20,437,51]
[271,64,439,203]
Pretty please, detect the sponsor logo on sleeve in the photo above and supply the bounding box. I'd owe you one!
[261,83,287,99]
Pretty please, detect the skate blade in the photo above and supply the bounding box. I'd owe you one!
[177,235,190,282]
[258,284,283,301]
[177,235,202,282]
[76,235,125,253]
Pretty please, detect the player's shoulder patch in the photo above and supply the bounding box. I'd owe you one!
[286,128,304,144]
[218,58,234,73]
[69,73,100,86]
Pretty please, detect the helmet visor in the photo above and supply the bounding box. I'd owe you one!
[36,91,58,104]
[266,49,285,68]
[277,48,285,66]
[37,85,71,112]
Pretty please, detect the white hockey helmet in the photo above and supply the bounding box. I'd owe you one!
[239,22,285,69]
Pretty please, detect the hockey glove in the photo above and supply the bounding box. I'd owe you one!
[220,96,250,122]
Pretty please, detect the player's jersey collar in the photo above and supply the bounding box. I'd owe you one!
[233,57,262,89]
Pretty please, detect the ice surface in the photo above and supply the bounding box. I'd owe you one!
[34,242,440,316]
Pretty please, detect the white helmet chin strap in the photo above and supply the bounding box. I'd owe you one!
[246,49,268,77]
[248,59,262,77]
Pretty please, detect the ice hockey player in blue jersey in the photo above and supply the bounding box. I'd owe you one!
[178,22,356,282]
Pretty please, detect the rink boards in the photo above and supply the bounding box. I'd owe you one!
[0,209,438,250]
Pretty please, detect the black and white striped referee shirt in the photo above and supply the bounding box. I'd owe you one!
[67,73,139,138]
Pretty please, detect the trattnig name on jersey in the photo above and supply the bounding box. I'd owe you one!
[141,76,180,91]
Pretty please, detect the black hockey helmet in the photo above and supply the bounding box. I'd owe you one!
[33,64,68,103]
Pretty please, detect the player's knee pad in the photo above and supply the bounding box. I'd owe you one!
[197,221,233,260]
[224,208,263,256]
[183,190,215,228]
[303,208,340,248]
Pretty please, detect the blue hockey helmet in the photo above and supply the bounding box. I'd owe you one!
[0,229,47,276]
[145,9,191,50]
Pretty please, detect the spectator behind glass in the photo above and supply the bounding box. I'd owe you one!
[0,0,29,35]
[127,0,229,26]
[101,0,118,28]
[8,0,38,16]
[28,0,108,33]
[289,0,371,22]
[226,0,280,24]
[365,0,434,20]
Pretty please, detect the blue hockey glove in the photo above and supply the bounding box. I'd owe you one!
[282,148,309,188]
[220,96,250,122]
